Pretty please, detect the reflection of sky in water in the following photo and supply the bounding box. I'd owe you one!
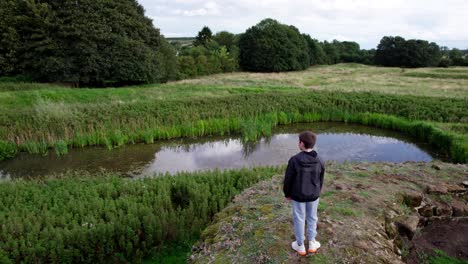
[0,169,10,182]
[141,133,432,174]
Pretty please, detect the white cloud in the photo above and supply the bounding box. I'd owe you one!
[170,1,221,16]
[139,0,468,49]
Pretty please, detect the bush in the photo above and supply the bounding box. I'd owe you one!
[438,58,451,68]
[177,45,238,79]
[177,56,197,78]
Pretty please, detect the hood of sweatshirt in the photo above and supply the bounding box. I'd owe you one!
[298,150,319,167]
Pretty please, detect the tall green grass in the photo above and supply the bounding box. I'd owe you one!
[1,90,466,162]
[0,167,282,263]
[0,140,17,160]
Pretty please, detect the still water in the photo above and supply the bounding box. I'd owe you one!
[0,123,443,179]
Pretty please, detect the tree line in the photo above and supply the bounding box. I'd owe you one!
[0,0,467,86]
[164,19,468,77]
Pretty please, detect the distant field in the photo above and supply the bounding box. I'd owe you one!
[167,37,195,47]
[173,63,468,98]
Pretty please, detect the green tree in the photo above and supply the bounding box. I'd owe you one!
[449,48,464,66]
[375,36,405,66]
[194,26,213,48]
[0,0,20,76]
[375,36,441,67]
[238,18,309,72]
[7,0,176,86]
[213,31,235,51]
[338,41,361,62]
[322,41,339,64]
[213,46,237,72]
[302,34,327,65]
[358,49,376,65]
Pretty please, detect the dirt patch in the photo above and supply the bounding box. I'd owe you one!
[407,218,468,263]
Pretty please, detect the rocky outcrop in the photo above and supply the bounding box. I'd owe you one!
[387,182,468,263]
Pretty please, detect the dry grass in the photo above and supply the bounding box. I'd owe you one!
[171,64,468,98]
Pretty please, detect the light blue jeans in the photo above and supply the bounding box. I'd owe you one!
[292,199,319,246]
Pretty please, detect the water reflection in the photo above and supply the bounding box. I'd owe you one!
[0,122,442,179]
[140,132,432,175]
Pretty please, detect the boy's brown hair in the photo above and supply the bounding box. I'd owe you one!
[299,131,317,149]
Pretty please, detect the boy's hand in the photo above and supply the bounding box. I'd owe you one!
[285,197,291,203]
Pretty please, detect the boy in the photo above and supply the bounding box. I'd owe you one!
[283,131,325,256]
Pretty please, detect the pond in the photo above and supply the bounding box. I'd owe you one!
[0,122,446,180]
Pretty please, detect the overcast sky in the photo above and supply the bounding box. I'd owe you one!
[138,0,468,49]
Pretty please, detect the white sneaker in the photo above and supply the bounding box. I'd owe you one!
[291,241,307,256]
[308,240,321,253]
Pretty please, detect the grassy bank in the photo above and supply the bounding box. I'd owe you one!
[0,167,282,263]
[190,162,468,263]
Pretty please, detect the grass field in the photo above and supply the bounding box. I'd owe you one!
[175,63,468,98]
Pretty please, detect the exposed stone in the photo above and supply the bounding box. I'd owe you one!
[446,184,466,194]
[433,202,452,217]
[431,164,441,170]
[426,184,448,195]
[394,215,420,239]
[402,191,423,208]
[451,199,468,217]
[418,204,434,217]
[355,166,368,171]
[463,181,468,188]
